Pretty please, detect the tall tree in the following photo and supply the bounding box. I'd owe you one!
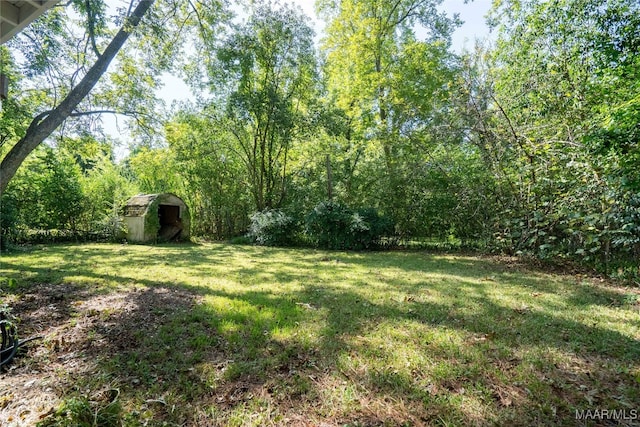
[477,0,640,263]
[202,2,318,210]
[0,0,155,195]
[319,0,456,156]
[0,0,230,196]
[165,108,252,238]
[318,0,458,230]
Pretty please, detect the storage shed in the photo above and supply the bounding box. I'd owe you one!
[122,193,190,243]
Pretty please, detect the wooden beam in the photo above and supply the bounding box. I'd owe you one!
[1,0,61,44]
[19,4,40,24]
[0,2,20,26]
[23,0,47,8]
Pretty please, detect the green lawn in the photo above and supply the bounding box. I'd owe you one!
[1,243,639,426]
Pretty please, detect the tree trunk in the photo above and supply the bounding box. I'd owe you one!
[326,154,333,200]
[0,0,156,196]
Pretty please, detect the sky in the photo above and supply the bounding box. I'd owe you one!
[106,0,494,150]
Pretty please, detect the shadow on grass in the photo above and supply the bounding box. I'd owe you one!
[1,243,639,426]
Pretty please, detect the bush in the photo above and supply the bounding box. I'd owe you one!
[0,193,18,249]
[355,207,396,248]
[248,210,299,246]
[228,235,253,245]
[7,228,114,245]
[305,201,394,250]
[305,201,353,249]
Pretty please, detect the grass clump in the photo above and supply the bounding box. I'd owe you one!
[38,394,122,427]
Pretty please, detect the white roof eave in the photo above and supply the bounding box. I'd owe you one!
[1,0,61,45]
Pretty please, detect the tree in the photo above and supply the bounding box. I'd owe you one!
[474,0,640,269]
[0,0,156,196]
[1,0,230,191]
[318,0,459,232]
[201,2,319,211]
[4,146,84,231]
[165,109,251,238]
[128,146,181,194]
[79,153,139,235]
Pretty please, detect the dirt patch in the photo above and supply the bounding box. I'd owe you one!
[0,284,197,427]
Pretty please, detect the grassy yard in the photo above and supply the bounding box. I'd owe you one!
[1,243,639,426]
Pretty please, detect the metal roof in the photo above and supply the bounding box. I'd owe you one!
[123,193,188,217]
[1,0,61,44]
[126,193,160,207]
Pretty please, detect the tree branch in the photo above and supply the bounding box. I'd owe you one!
[68,109,144,118]
[85,0,103,58]
[0,0,156,195]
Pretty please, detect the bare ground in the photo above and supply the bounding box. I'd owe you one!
[1,284,197,426]
[1,282,426,426]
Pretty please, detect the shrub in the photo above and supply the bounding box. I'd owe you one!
[248,210,299,246]
[305,201,394,250]
[229,235,253,245]
[305,201,355,250]
[0,193,18,249]
[354,207,396,249]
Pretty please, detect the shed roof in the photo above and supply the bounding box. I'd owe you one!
[123,193,187,218]
[126,193,160,208]
[123,194,158,217]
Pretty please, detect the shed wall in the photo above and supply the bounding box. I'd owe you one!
[123,217,145,242]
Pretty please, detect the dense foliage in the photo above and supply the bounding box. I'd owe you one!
[248,209,300,247]
[305,201,394,250]
[1,0,638,280]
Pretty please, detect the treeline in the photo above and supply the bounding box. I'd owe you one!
[1,142,136,244]
[0,0,638,281]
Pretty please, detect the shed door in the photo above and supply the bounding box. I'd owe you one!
[158,204,182,240]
